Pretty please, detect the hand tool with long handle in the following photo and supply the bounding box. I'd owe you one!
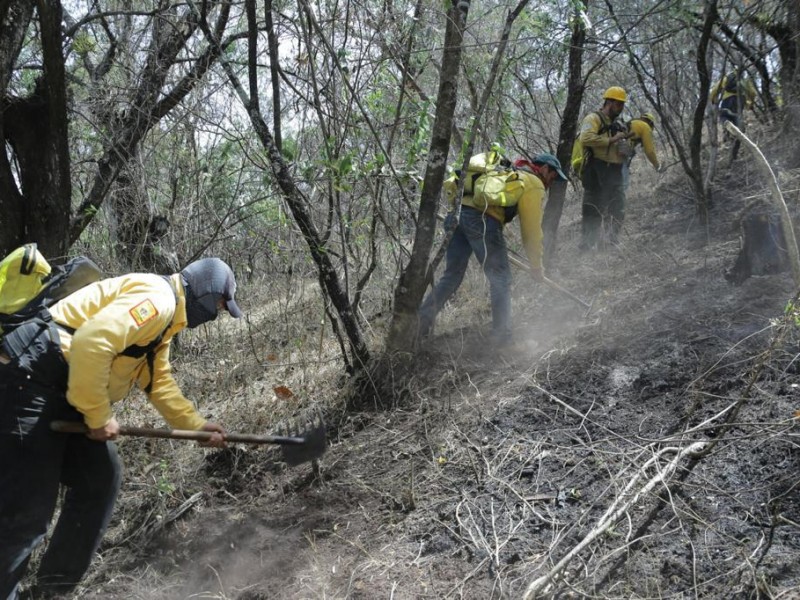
[51,419,326,466]
[506,252,595,315]
[433,212,595,316]
[541,276,593,312]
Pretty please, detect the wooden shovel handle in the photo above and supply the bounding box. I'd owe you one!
[50,420,307,446]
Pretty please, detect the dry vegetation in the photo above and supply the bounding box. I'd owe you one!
[31,125,800,599]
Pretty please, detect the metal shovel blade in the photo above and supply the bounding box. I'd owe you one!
[281,419,327,466]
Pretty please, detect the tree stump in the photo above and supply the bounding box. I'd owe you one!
[725,210,790,285]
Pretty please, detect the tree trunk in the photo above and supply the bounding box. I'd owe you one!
[107,151,177,273]
[606,0,714,217]
[1,2,232,259]
[689,0,717,218]
[264,0,282,152]
[70,3,232,245]
[0,0,70,259]
[749,5,800,133]
[785,0,800,129]
[385,0,470,355]
[543,1,588,264]
[194,0,370,371]
[0,0,32,255]
[725,210,789,286]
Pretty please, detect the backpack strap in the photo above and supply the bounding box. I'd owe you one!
[580,111,612,170]
[119,276,177,394]
[595,110,611,135]
[20,244,39,275]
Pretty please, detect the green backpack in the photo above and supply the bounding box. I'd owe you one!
[0,244,52,316]
[0,244,172,394]
[444,150,525,211]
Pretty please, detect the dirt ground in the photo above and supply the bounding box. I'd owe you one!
[69,143,800,599]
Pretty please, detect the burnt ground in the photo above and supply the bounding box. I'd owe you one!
[67,147,800,599]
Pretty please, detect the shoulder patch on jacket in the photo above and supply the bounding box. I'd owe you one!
[130,299,159,327]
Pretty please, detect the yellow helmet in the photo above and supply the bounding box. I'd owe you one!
[603,86,627,102]
[641,112,657,126]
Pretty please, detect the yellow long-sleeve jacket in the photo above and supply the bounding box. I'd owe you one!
[579,111,625,164]
[628,119,660,170]
[461,170,546,272]
[710,75,756,107]
[49,273,206,431]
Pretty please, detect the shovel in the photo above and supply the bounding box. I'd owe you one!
[51,418,327,466]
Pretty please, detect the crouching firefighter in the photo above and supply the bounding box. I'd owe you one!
[0,257,243,599]
[418,153,568,346]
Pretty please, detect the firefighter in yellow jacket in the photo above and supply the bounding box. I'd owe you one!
[710,71,756,130]
[578,86,630,251]
[0,257,242,598]
[622,112,661,190]
[710,70,756,160]
[419,153,567,345]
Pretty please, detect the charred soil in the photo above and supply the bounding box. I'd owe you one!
[73,153,800,599]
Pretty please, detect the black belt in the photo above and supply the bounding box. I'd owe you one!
[593,158,623,168]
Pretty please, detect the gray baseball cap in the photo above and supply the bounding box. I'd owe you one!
[181,258,242,323]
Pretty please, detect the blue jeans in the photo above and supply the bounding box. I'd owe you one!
[419,206,512,341]
[719,96,743,159]
[719,95,741,127]
[0,367,122,599]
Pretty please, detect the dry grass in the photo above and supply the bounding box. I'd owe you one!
[29,124,800,599]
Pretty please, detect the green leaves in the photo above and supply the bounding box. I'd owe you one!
[73,32,96,56]
[784,299,800,327]
[406,100,432,165]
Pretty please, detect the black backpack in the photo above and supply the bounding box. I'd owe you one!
[1,252,172,393]
[0,255,104,338]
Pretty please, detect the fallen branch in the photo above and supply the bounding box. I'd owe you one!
[522,441,707,599]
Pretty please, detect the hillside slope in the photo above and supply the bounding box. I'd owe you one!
[78,146,800,599]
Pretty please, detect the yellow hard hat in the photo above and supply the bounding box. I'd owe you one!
[641,112,657,126]
[603,86,627,102]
